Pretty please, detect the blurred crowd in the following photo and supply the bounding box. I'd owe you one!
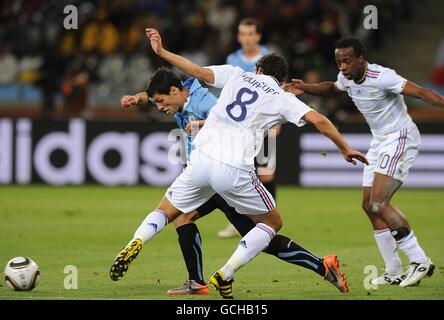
[0,0,435,120]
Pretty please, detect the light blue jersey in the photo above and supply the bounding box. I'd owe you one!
[174,78,218,158]
[226,45,269,72]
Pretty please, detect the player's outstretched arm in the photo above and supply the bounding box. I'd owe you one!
[402,81,444,108]
[283,80,342,97]
[120,92,148,108]
[303,111,369,165]
[145,28,215,85]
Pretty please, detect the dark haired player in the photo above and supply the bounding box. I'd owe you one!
[285,36,444,287]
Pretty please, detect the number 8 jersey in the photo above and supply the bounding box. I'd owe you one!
[191,65,313,171]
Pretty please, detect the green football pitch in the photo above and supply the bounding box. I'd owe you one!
[0,186,443,300]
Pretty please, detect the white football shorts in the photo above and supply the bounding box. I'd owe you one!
[363,123,421,186]
[165,152,276,215]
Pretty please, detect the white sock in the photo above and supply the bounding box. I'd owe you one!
[133,210,169,244]
[374,229,402,275]
[397,231,428,264]
[220,223,276,280]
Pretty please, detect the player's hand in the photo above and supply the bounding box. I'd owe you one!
[184,121,200,135]
[283,79,305,96]
[342,149,369,166]
[120,95,139,108]
[145,28,163,55]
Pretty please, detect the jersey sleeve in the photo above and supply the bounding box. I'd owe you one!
[377,68,407,94]
[334,72,347,92]
[281,94,313,127]
[203,65,244,88]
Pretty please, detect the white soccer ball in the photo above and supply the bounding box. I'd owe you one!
[4,257,40,291]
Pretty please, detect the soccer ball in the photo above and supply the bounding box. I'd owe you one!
[4,257,40,291]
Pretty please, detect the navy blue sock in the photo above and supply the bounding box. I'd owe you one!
[265,235,326,276]
[176,223,205,285]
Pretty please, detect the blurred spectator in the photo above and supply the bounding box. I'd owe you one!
[35,45,64,116]
[0,0,418,120]
[81,9,119,55]
[0,48,18,84]
[61,54,91,116]
[18,48,42,85]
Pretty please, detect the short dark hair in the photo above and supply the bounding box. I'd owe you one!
[239,17,262,34]
[335,36,367,59]
[255,53,288,83]
[146,67,183,97]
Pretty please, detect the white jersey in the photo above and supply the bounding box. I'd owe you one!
[192,65,313,171]
[335,62,414,137]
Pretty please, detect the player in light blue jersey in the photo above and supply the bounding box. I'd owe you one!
[114,67,350,296]
[285,37,444,288]
[226,18,269,73]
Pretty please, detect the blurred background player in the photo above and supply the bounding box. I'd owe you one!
[226,18,268,72]
[285,36,444,287]
[116,67,352,295]
[218,17,282,239]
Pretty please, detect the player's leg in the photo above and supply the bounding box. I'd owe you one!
[210,207,282,299]
[214,193,342,290]
[110,166,214,281]
[167,210,209,295]
[245,210,347,293]
[206,166,280,298]
[361,136,404,285]
[209,169,347,298]
[369,126,433,287]
[370,173,433,287]
[110,196,181,281]
[167,196,230,295]
[362,186,404,285]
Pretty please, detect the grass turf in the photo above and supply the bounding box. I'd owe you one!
[0,186,443,300]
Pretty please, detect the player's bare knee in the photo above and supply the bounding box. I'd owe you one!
[270,215,282,232]
[259,214,282,232]
[173,214,193,228]
[369,200,387,215]
[361,200,372,214]
[275,221,282,232]
[370,201,382,214]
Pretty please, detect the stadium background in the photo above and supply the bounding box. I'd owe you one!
[1,0,443,187]
[0,0,443,301]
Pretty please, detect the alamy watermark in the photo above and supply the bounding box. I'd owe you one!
[64,265,78,289]
[363,5,378,30]
[63,5,78,30]
[363,264,379,290]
